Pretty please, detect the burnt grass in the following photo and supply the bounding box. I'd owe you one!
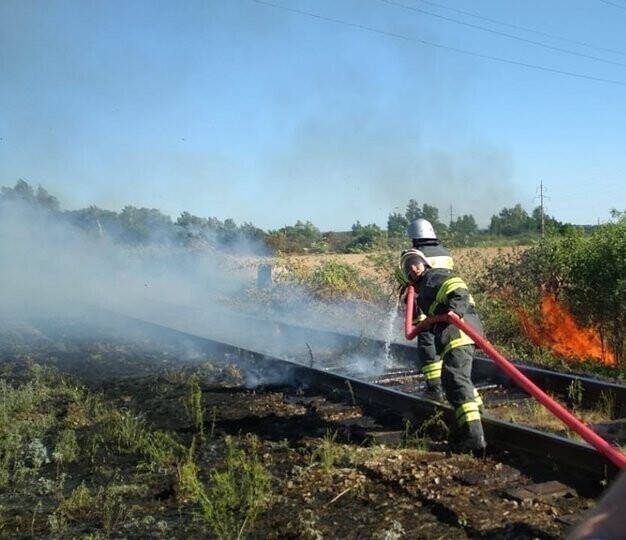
[0,316,601,539]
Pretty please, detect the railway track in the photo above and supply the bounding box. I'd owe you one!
[5,307,625,537]
[97,304,626,483]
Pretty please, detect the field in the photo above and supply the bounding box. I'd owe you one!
[272,246,526,285]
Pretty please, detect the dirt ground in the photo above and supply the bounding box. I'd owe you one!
[0,316,596,539]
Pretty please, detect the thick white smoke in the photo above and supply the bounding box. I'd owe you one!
[0,197,397,380]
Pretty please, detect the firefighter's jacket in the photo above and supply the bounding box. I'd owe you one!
[395,242,455,325]
[413,267,483,358]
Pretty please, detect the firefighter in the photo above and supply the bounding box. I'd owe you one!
[407,219,452,401]
[400,248,486,452]
[395,219,483,408]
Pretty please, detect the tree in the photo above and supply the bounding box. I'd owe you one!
[450,214,478,236]
[421,204,440,227]
[531,206,562,235]
[405,199,422,222]
[239,222,266,243]
[387,212,408,238]
[1,179,59,212]
[36,186,60,212]
[118,206,173,244]
[1,179,35,203]
[67,205,121,238]
[266,221,323,254]
[346,221,384,252]
[217,218,239,246]
[489,204,532,236]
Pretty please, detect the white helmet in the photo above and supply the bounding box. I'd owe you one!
[407,218,436,241]
[399,248,430,279]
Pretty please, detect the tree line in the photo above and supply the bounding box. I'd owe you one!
[0,179,600,254]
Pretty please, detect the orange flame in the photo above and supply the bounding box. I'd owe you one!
[517,295,616,366]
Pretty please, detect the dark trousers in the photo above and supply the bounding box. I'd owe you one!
[441,344,476,407]
[417,331,442,387]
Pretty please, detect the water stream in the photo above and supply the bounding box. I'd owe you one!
[379,296,400,371]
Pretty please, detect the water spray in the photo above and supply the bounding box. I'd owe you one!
[404,284,626,470]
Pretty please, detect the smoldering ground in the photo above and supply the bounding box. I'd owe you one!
[0,196,398,384]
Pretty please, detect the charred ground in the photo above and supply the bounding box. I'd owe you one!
[0,315,601,539]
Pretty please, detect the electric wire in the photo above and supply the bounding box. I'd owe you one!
[379,0,626,68]
[412,0,626,58]
[597,0,626,11]
[248,0,626,87]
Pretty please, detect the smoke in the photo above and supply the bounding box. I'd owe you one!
[0,197,395,381]
[0,200,246,318]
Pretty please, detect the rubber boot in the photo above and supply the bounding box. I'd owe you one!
[422,382,444,402]
[455,420,486,455]
[473,388,485,415]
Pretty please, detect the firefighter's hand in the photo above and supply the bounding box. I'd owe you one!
[414,319,433,333]
[397,284,407,298]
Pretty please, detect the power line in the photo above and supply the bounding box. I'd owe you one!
[248,0,626,87]
[597,0,626,11]
[414,0,626,58]
[379,0,626,68]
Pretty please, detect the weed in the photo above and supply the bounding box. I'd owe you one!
[86,433,105,465]
[373,519,406,540]
[163,367,191,385]
[177,441,200,503]
[191,435,272,540]
[597,390,616,419]
[401,419,428,451]
[25,438,49,469]
[209,406,217,439]
[140,430,186,473]
[345,380,356,405]
[47,510,68,536]
[186,374,204,437]
[311,430,343,470]
[103,409,148,453]
[402,411,448,450]
[101,487,127,535]
[59,482,96,520]
[31,500,43,537]
[523,398,553,425]
[36,472,67,497]
[295,508,323,540]
[567,380,584,411]
[65,390,107,428]
[53,429,79,470]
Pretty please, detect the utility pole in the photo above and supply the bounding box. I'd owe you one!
[539,180,546,238]
[449,204,454,226]
[538,181,546,238]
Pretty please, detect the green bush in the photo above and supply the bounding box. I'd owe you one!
[476,215,626,366]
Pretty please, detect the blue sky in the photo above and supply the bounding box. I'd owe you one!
[1,0,625,231]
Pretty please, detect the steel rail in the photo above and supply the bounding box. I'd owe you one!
[105,311,621,481]
[119,300,626,411]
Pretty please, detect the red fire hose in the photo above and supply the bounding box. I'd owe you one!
[404,285,626,470]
